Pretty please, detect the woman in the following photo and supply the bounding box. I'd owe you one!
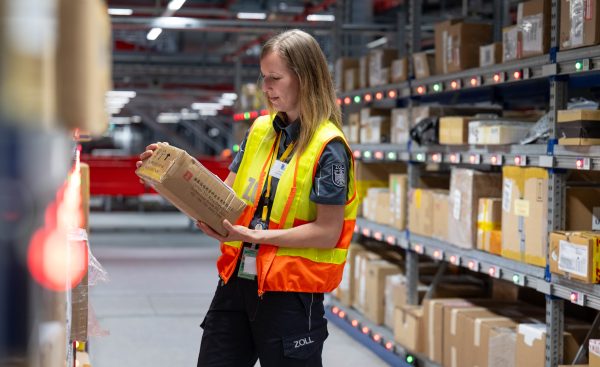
[138,29,357,367]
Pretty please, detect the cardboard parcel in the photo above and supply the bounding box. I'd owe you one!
[136,144,246,236]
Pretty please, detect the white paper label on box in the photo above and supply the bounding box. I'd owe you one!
[522,15,543,52]
[514,199,530,217]
[518,323,545,347]
[593,207,600,230]
[452,190,462,220]
[571,0,585,46]
[590,339,600,356]
[502,180,513,213]
[558,239,588,278]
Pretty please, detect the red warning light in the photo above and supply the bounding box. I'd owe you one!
[385,342,394,350]
[417,86,425,95]
[388,90,397,98]
[365,93,372,102]
[339,311,346,318]
[470,77,478,87]
[513,71,522,80]
[352,319,359,327]
[375,92,384,100]
[362,326,370,334]
[373,334,381,342]
[344,97,351,105]
[332,306,339,315]
[493,74,501,83]
[451,81,459,90]
[488,267,496,277]
[514,156,522,166]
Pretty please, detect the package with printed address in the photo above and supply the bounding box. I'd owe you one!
[517,0,551,58]
[590,339,600,367]
[549,231,600,283]
[135,143,247,236]
[560,0,600,50]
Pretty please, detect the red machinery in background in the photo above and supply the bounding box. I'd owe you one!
[81,154,232,197]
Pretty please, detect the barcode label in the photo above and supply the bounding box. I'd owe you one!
[558,240,588,278]
[452,190,462,220]
[503,180,513,213]
[571,0,585,46]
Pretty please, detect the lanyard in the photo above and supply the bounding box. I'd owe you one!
[261,132,295,223]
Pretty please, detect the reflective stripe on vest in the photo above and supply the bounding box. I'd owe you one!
[216,114,358,294]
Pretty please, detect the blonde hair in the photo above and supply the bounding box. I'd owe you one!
[260,29,342,155]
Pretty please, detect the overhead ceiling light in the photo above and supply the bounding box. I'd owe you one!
[111,117,132,124]
[167,0,186,11]
[108,8,133,16]
[157,113,181,124]
[191,102,223,110]
[218,98,235,106]
[222,93,238,100]
[306,14,335,21]
[107,90,136,98]
[366,37,388,49]
[237,12,267,20]
[147,28,163,41]
[199,110,218,116]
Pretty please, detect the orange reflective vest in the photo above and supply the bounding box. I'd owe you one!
[216,114,358,295]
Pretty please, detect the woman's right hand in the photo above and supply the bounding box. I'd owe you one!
[136,142,168,183]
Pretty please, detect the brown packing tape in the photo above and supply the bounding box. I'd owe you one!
[503,166,526,194]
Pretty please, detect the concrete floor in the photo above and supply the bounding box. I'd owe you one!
[88,212,387,367]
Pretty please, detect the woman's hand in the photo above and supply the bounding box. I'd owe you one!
[196,219,257,243]
[136,142,168,183]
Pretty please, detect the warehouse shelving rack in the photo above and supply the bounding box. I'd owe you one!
[329,0,600,366]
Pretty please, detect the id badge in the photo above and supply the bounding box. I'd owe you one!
[269,160,287,179]
[238,247,258,280]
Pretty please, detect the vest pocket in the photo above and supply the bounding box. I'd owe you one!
[281,326,328,360]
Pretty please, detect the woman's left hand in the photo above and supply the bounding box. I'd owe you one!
[196,219,256,243]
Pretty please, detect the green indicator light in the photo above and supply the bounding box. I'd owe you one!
[363,151,372,159]
[575,61,583,71]
[244,112,250,119]
[433,83,441,92]
[416,153,424,161]
[387,152,397,160]
[232,144,240,153]
[354,95,361,103]
[513,274,520,283]
[406,355,415,364]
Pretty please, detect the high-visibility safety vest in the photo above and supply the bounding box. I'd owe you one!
[216,114,358,295]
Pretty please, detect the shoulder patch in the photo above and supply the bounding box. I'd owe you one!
[332,163,346,188]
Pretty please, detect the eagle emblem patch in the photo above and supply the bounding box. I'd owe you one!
[332,163,346,187]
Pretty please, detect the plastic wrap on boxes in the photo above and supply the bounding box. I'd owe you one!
[570,0,585,48]
[488,328,517,367]
[467,118,534,145]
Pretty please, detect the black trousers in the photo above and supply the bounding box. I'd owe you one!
[197,270,328,367]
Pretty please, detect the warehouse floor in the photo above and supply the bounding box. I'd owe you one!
[88,212,387,367]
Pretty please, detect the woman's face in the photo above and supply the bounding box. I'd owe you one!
[260,51,300,122]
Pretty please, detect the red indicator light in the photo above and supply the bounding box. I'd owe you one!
[353,150,361,159]
[468,261,475,270]
[385,342,394,350]
[339,311,346,318]
[470,77,478,86]
[576,159,584,169]
[344,97,351,105]
[493,74,501,83]
[373,334,381,342]
[450,255,457,263]
[374,151,384,160]
[332,306,339,315]
[375,92,384,100]
[513,71,522,80]
[491,156,498,165]
[388,90,397,98]
[489,267,496,276]
[336,98,342,105]
[362,326,369,334]
[514,156,521,166]
[260,109,269,115]
[365,93,372,102]
[352,319,359,327]
[451,81,459,89]
[417,86,425,95]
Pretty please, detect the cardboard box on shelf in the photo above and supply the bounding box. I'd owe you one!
[477,198,502,255]
[439,116,475,145]
[366,188,393,226]
[567,187,600,231]
[439,22,493,74]
[389,174,408,230]
[443,306,494,367]
[558,109,600,145]
[394,306,424,353]
[369,48,397,87]
[136,144,247,236]
[485,124,532,145]
[560,0,600,50]
[590,339,600,367]
[412,51,435,79]
[359,56,369,89]
[408,189,434,236]
[391,58,408,83]
[335,57,359,91]
[432,191,450,241]
[503,25,522,62]
[343,68,359,92]
[518,0,551,58]
[423,298,475,364]
[334,243,366,306]
[360,107,389,125]
[434,19,462,74]
[57,0,112,135]
[355,162,406,215]
[515,323,587,367]
[549,231,600,283]
[448,168,503,249]
[353,251,382,313]
[360,116,391,144]
[473,317,520,367]
[347,113,360,144]
[390,109,410,145]
[364,260,402,324]
[501,167,549,266]
[480,42,503,67]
